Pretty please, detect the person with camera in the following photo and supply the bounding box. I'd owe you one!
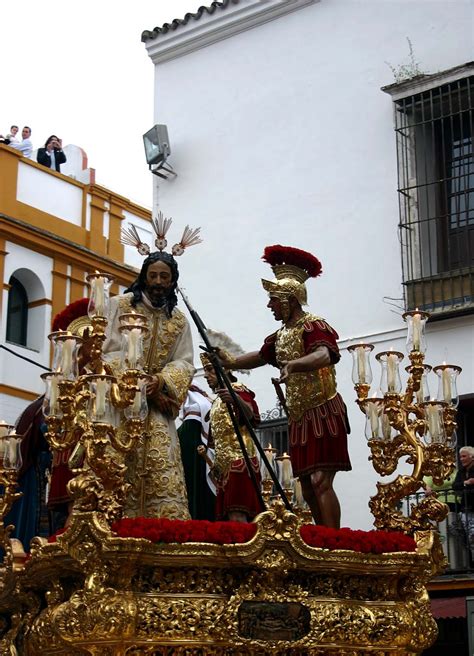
[37,134,66,172]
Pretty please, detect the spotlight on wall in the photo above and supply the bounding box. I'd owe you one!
[143,124,177,179]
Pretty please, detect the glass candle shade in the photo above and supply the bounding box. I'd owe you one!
[277,452,293,488]
[119,312,148,327]
[1,431,23,470]
[364,398,384,440]
[119,325,148,371]
[124,376,149,421]
[41,372,64,418]
[0,423,14,469]
[86,272,114,318]
[402,310,430,354]
[50,332,82,380]
[261,444,277,482]
[376,350,404,394]
[87,375,116,424]
[405,364,432,405]
[433,364,462,407]
[348,343,374,385]
[421,401,446,444]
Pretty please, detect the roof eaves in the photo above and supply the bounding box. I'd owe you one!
[141,0,240,43]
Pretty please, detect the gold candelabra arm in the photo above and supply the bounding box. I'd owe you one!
[0,471,22,522]
[443,406,458,443]
[44,416,79,452]
[355,383,371,406]
[109,419,141,452]
[369,435,415,477]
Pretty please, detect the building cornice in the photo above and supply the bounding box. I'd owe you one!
[381,61,474,101]
[144,0,320,65]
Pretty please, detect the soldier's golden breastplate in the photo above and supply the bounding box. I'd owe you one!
[275,319,337,422]
[210,385,255,475]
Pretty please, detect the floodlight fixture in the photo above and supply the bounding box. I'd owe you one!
[142,124,177,179]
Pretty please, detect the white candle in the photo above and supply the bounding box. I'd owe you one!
[427,405,440,441]
[412,313,421,351]
[357,346,366,384]
[92,276,105,316]
[387,353,397,392]
[60,339,74,377]
[280,452,293,488]
[367,402,379,438]
[0,421,8,439]
[127,328,141,368]
[263,446,274,481]
[95,379,107,417]
[50,377,59,414]
[294,478,304,507]
[7,438,18,469]
[442,369,451,404]
[131,389,142,416]
[382,413,392,440]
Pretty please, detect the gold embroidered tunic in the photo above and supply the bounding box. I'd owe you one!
[260,313,351,477]
[103,293,194,519]
[210,383,257,479]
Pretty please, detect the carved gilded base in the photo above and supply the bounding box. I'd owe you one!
[2,507,440,655]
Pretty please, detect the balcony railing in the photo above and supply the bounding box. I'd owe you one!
[404,489,474,574]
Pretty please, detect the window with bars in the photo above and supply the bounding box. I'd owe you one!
[386,68,474,316]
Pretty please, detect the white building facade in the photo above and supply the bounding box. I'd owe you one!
[143,0,474,530]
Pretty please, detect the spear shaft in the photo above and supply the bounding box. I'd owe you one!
[178,286,292,512]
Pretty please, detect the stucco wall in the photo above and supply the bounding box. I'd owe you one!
[147,0,474,529]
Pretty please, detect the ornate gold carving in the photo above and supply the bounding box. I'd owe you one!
[356,349,456,540]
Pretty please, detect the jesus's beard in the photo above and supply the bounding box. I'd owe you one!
[144,285,173,308]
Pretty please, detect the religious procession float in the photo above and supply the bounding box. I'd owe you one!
[0,220,459,654]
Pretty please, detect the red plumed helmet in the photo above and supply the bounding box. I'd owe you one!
[52,298,90,332]
[262,245,322,278]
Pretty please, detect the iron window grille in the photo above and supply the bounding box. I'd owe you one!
[384,65,474,316]
[256,403,288,455]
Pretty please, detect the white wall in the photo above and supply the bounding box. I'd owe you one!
[17,162,83,226]
[146,0,474,529]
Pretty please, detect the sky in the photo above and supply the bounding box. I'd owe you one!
[0,0,202,209]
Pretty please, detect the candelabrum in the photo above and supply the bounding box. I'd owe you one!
[260,443,312,523]
[349,310,459,535]
[0,423,23,596]
[41,274,150,523]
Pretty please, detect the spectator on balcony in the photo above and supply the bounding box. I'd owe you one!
[453,446,474,558]
[7,126,33,158]
[0,125,19,144]
[37,135,66,172]
[424,471,458,511]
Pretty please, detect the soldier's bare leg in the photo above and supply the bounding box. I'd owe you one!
[311,470,340,529]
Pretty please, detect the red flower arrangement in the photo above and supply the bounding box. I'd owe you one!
[48,520,416,554]
[300,525,416,554]
[110,518,257,545]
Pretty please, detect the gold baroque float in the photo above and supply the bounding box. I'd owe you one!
[2,505,439,655]
[0,286,458,655]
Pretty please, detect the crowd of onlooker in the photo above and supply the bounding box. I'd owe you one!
[0,124,66,172]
